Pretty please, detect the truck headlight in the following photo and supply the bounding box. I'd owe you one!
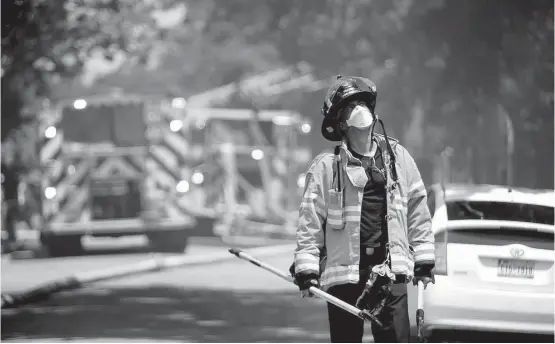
[297,174,306,188]
[45,187,57,199]
[191,172,204,185]
[45,126,57,139]
[176,180,190,193]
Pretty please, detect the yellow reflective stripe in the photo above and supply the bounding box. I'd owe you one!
[321,265,360,286]
[390,254,411,275]
[328,209,342,216]
[344,207,360,217]
[414,243,434,253]
[414,252,435,262]
[327,218,343,226]
[323,264,358,275]
[328,206,360,214]
[295,252,320,274]
[305,192,326,209]
[295,251,319,263]
[322,273,359,286]
[413,243,435,262]
[300,191,326,219]
[295,263,319,273]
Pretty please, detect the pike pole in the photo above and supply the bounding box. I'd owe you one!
[228,248,375,323]
[416,280,427,342]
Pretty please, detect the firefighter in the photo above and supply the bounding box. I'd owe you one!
[1,143,22,253]
[291,76,435,343]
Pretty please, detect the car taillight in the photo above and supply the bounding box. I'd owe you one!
[434,230,448,275]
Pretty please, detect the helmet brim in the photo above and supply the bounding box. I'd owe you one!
[321,115,343,141]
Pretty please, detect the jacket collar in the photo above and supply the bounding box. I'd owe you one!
[337,136,381,165]
[333,134,398,191]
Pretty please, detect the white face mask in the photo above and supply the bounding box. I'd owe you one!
[345,105,373,129]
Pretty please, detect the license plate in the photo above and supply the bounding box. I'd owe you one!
[497,259,535,279]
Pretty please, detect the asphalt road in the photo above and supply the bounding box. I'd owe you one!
[2,236,553,343]
[1,236,349,342]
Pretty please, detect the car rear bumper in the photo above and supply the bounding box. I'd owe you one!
[48,218,195,235]
[423,276,555,335]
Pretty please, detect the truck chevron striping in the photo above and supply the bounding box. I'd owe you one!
[51,158,90,223]
[143,99,191,219]
[94,155,143,179]
[35,93,196,256]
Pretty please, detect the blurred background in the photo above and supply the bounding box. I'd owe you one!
[1,0,553,342]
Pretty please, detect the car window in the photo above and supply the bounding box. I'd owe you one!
[427,189,436,217]
[445,201,554,225]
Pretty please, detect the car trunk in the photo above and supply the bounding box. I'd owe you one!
[442,220,554,294]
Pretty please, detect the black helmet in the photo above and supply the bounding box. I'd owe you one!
[321,75,377,141]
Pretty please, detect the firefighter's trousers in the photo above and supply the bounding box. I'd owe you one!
[327,276,410,343]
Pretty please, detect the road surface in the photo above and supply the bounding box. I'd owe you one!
[2,236,552,343]
[2,236,350,342]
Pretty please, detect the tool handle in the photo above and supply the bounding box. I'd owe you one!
[229,248,367,320]
[416,280,427,342]
[417,280,425,310]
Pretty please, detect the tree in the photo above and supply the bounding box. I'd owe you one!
[407,0,554,188]
[192,0,553,188]
[1,0,174,173]
[7,0,550,189]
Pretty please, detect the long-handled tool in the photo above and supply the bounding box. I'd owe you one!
[229,248,378,324]
[416,280,427,343]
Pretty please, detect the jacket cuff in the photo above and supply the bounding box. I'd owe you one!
[413,243,435,264]
[294,252,320,276]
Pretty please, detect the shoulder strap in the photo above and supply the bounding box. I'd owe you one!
[333,145,343,192]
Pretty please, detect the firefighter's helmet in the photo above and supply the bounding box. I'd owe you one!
[321,75,377,142]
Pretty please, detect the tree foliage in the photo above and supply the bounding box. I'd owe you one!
[192,0,553,188]
[2,0,553,189]
[1,0,173,173]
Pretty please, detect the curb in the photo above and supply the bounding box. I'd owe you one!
[220,235,294,246]
[1,243,295,309]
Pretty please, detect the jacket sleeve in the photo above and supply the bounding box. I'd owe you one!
[294,159,327,276]
[402,148,435,268]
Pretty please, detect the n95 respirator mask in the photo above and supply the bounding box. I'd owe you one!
[345,105,373,129]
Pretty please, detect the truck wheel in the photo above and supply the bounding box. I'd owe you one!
[41,233,84,257]
[189,216,216,237]
[147,230,189,253]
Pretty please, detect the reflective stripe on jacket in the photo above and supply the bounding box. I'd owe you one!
[294,134,435,291]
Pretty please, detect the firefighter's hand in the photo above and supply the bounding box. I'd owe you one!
[300,279,320,298]
[413,265,435,289]
[294,272,320,298]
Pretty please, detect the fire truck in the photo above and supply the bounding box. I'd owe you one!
[181,107,313,239]
[36,90,312,256]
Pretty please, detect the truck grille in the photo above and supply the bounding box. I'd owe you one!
[91,178,141,220]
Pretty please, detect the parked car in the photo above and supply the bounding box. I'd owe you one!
[408,183,554,339]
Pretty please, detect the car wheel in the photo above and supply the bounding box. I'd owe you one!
[189,216,216,237]
[427,330,452,343]
[41,233,84,257]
